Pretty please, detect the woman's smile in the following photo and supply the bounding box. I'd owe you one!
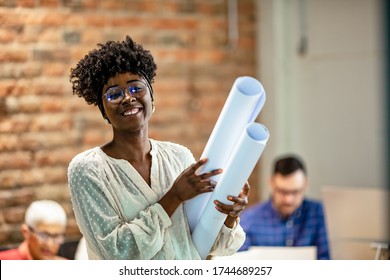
[122,107,143,117]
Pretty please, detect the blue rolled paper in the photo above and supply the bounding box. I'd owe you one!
[183,76,266,232]
[191,122,269,259]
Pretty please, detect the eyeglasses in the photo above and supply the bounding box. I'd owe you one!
[102,80,148,104]
[28,225,65,244]
[274,187,305,197]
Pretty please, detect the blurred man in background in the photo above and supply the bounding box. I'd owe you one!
[0,200,67,260]
[239,155,330,259]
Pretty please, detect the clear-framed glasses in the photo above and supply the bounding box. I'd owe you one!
[274,187,305,197]
[102,80,148,104]
[28,225,65,244]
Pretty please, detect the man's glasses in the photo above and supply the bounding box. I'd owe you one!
[28,225,65,244]
[103,80,148,104]
[274,187,305,197]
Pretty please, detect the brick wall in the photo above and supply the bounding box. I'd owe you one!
[0,0,258,246]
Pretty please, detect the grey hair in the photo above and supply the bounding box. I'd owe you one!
[25,200,67,228]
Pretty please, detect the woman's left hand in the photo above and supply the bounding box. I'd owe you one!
[214,182,250,228]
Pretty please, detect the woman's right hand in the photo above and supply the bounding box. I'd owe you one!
[171,158,222,202]
[159,158,222,216]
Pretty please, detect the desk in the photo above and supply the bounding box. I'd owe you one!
[370,242,389,260]
[212,246,317,260]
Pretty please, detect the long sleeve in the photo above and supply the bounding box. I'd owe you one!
[68,141,208,260]
[315,203,330,260]
[68,141,247,259]
[68,153,174,260]
[208,218,246,257]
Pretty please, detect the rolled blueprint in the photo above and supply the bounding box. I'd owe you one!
[191,122,270,259]
[183,76,266,232]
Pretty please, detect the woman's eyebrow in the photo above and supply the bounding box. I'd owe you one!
[105,84,118,91]
[104,79,142,91]
[126,79,142,84]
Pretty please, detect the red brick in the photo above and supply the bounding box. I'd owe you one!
[42,62,69,77]
[0,0,17,7]
[0,167,67,189]
[82,129,112,146]
[38,28,62,43]
[0,189,34,208]
[155,0,178,13]
[65,14,84,27]
[154,49,192,63]
[32,81,66,96]
[32,48,71,63]
[8,225,23,243]
[0,0,257,247]
[67,97,92,112]
[0,115,31,133]
[5,95,41,114]
[0,80,27,97]
[0,12,23,31]
[81,0,99,9]
[3,206,26,224]
[0,170,22,189]
[0,49,28,63]
[0,63,22,79]
[73,110,106,129]
[70,47,89,62]
[40,13,69,26]
[0,29,16,43]
[84,14,109,27]
[40,167,68,184]
[111,16,145,28]
[0,228,11,244]
[153,18,199,31]
[33,183,70,201]
[100,0,126,10]
[80,29,103,44]
[40,0,60,8]
[35,147,77,166]
[40,98,66,113]
[0,151,33,170]
[30,114,72,132]
[17,26,42,44]
[0,134,19,151]
[17,0,35,8]
[18,169,46,187]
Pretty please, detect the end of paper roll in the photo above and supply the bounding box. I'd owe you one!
[246,122,269,143]
[235,76,265,97]
[235,76,266,122]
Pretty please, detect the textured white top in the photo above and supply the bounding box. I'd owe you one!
[68,139,245,259]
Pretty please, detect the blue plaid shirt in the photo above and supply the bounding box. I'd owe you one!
[239,198,330,259]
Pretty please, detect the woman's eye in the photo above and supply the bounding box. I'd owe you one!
[129,86,142,93]
[107,91,123,100]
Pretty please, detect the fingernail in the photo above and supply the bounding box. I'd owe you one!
[213,200,218,205]
[227,196,232,200]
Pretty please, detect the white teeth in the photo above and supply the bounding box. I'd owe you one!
[123,108,140,116]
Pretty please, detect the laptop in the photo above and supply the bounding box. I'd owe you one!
[321,185,390,259]
[212,246,317,260]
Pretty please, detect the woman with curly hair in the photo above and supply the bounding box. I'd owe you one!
[68,36,248,260]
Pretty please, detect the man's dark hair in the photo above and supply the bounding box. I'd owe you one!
[69,35,157,117]
[273,155,306,176]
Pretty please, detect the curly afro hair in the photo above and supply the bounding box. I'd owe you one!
[70,35,157,110]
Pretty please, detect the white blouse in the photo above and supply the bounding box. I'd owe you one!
[68,139,245,259]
